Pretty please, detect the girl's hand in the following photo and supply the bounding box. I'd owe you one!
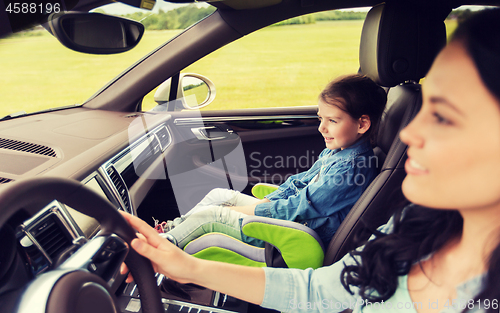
[119,211,198,284]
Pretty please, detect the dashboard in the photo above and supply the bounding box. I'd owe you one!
[12,112,173,272]
[0,106,249,313]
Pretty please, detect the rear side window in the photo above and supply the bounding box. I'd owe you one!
[141,11,367,111]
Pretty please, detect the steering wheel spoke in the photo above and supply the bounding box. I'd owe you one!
[58,235,128,285]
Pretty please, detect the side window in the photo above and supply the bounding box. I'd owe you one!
[141,6,496,113]
[142,11,366,111]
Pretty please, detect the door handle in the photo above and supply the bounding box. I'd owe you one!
[191,126,231,141]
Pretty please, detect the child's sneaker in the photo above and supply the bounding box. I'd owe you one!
[153,217,175,233]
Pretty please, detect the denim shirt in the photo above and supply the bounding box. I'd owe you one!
[260,215,486,313]
[254,139,377,246]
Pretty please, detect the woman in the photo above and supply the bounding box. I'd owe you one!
[121,8,500,313]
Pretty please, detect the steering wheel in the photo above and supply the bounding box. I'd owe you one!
[0,176,163,313]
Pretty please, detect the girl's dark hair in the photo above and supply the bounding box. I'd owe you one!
[320,74,387,146]
[341,8,500,313]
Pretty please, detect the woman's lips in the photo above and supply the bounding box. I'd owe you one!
[405,157,429,175]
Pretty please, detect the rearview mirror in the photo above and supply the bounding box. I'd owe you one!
[48,12,144,54]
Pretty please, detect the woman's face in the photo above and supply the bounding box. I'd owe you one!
[400,41,500,211]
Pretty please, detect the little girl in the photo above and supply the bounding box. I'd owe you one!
[162,74,387,248]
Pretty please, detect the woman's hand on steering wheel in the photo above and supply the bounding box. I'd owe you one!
[119,211,198,285]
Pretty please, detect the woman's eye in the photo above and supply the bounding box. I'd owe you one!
[433,112,451,125]
[329,119,337,123]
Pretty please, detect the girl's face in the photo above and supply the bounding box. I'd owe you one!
[317,99,368,150]
[400,41,500,211]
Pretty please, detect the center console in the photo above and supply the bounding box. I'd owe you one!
[118,276,248,313]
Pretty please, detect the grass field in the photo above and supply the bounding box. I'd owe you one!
[0,19,458,117]
[172,20,364,112]
[0,29,181,117]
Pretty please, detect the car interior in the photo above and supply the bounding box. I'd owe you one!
[0,0,499,313]
[177,1,448,272]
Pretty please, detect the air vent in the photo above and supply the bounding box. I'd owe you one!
[121,163,139,188]
[107,166,131,213]
[31,215,72,260]
[0,138,57,157]
[155,126,171,151]
[21,237,49,274]
[0,177,13,184]
[149,135,161,154]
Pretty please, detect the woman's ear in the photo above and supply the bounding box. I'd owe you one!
[358,115,371,135]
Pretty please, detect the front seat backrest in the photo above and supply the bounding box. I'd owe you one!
[324,1,448,265]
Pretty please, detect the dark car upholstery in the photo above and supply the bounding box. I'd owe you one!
[324,1,448,265]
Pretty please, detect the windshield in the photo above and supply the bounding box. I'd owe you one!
[0,2,214,118]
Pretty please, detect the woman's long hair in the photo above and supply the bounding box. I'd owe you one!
[341,205,463,300]
[340,8,500,312]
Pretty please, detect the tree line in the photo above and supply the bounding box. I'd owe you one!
[272,11,367,26]
[118,5,216,30]
[119,5,368,30]
[116,5,477,31]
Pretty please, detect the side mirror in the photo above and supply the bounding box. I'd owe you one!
[153,73,216,111]
[47,12,144,54]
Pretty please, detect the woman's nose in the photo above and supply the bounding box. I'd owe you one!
[399,114,424,148]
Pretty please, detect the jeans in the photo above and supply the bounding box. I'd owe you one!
[167,188,265,248]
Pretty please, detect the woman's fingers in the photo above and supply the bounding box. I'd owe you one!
[125,273,134,283]
[130,236,177,269]
[120,211,165,248]
[119,211,196,284]
[119,212,164,281]
[130,238,156,260]
[120,262,128,275]
[119,211,184,274]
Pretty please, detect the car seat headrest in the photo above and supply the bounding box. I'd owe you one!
[359,2,448,87]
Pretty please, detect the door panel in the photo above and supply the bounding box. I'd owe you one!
[165,106,324,213]
[229,118,324,191]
